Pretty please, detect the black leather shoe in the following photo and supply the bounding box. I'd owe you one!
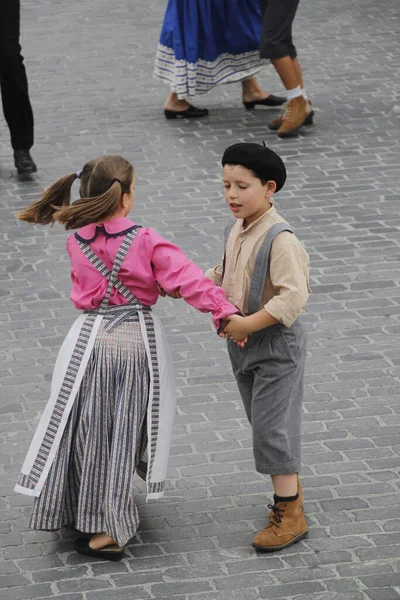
[14,149,37,174]
[74,538,125,561]
[243,94,286,109]
[164,104,209,119]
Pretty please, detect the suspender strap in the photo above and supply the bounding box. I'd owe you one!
[248,222,293,315]
[76,227,141,310]
[76,240,138,303]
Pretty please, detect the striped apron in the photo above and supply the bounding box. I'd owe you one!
[15,227,176,504]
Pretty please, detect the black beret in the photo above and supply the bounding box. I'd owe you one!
[222,142,287,192]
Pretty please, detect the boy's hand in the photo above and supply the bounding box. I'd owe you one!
[218,318,247,347]
[224,314,251,343]
[168,290,182,299]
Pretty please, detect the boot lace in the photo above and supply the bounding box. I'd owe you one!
[283,102,293,122]
[279,101,289,119]
[267,503,285,529]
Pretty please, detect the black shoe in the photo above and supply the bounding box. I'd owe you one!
[164,104,209,119]
[14,149,37,174]
[243,94,287,109]
[74,538,125,561]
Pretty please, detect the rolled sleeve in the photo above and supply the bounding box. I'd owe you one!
[149,231,238,330]
[205,263,223,286]
[264,236,310,328]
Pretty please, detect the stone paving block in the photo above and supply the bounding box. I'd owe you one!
[56,578,113,593]
[86,588,150,600]
[31,566,88,583]
[259,581,325,598]
[383,520,400,532]
[273,566,336,583]
[0,584,53,600]
[355,545,400,561]
[151,581,213,597]
[365,590,400,600]
[187,591,261,600]
[325,578,361,593]
[38,597,84,600]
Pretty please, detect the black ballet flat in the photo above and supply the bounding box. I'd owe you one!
[243,94,287,109]
[164,104,209,119]
[74,538,125,561]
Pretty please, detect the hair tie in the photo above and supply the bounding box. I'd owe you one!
[111,178,121,185]
[76,170,82,179]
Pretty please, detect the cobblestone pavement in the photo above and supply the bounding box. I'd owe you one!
[1,0,400,598]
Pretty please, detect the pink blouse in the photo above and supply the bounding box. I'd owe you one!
[66,217,238,330]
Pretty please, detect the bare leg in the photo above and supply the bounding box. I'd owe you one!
[271,57,301,91]
[89,532,120,550]
[292,58,304,90]
[241,77,271,102]
[164,92,191,111]
[271,473,297,498]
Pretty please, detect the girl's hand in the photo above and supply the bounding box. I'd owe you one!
[218,319,228,339]
[224,315,251,343]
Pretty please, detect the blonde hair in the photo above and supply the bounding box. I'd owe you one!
[17,155,134,229]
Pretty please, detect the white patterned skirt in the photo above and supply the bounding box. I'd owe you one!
[29,316,149,547]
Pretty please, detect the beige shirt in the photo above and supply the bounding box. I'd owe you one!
[205,205,311,327]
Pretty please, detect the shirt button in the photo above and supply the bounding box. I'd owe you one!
[100,249,104,255]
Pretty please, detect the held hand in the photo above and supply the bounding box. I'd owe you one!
[157,283,182,299]
[218,319,229,339]
[169,290,183,299]
[224,314,251,343]
[157,283,167,297]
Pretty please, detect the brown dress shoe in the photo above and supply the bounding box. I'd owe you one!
[277,96,313,138]
[252,496,308,552]
[268,100,314,132]
[267,103,288,131]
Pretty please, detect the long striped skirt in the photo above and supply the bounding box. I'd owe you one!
[29,316,149,547]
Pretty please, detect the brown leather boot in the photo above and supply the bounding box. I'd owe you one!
[268,100,314,132]
[252,496,308,552]
[277,96,312,138]
[297,474,304,510]
[267,102,288,131]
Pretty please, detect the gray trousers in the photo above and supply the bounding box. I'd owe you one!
[227,320,306,475]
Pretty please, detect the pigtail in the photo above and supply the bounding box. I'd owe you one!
[18,155,134,230]
[52,180,122,230]
[16,173,78,225]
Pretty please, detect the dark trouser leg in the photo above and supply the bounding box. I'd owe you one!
[0,0,34,150]
[259,0,299,61]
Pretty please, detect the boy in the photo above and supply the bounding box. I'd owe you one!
[206,142,311,552]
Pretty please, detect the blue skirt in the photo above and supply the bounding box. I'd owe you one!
[154,0,268,99]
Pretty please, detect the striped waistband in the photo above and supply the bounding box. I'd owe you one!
[84,304,152,332]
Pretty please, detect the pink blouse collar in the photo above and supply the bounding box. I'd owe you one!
[75,217,138,242]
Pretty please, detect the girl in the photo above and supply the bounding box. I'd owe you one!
[14,154,240,561]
